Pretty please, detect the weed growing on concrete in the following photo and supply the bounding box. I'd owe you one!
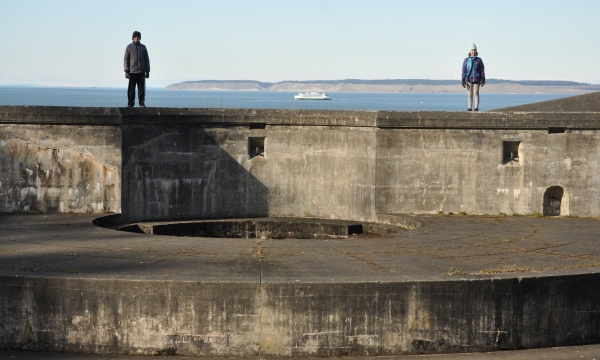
[531,212,543,218]
[458,211,467,216]
[512,213,524,217]
[437,210,445,215]
[442,267,466,276]
[498,212,506,217]
[472,264,534,275]
[448,212,454,215]
[474,262,600,275]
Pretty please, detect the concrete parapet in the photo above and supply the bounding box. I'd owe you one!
[2,273,600,356]
[2,96,600,219]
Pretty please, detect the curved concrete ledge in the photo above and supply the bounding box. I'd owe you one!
[114,218,405,239]
[1,213,600,356]
[2,273,600,357]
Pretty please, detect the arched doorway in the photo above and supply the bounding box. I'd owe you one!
[543,186,564,216]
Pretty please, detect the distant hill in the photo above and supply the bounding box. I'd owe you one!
[166,79,600,94]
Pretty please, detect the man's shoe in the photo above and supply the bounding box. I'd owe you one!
[140,104,146,108]
[127,105,133,107]
[467,108,472,111]
[474,108,479,111]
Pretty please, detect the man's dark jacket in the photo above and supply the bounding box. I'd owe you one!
[124,42,150,74]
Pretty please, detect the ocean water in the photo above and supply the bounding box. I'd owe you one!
[0,86,575,111]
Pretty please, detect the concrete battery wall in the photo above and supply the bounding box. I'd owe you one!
[376,128,600,216]
[116,107,600,222]
[121,110,378,222]
[2,103,600,220]
[121,124,270,221]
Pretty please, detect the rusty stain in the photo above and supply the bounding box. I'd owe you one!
[2,139,119,213]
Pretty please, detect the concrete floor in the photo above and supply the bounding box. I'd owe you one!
[1,213,600,282]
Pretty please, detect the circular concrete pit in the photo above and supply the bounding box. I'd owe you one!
[113,218,405,239]
[1,213,600,357]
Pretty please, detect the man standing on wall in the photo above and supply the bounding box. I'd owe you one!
[123,31,150,107]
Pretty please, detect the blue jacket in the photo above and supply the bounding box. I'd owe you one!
[124,42,150,74]
[462,56,485,83]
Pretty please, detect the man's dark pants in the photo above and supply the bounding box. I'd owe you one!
[127,73,146,106]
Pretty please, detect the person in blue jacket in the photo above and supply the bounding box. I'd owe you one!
[124,31,150,107]
[461,43,485,111]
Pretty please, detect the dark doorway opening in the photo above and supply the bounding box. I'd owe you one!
[543,186,564,216]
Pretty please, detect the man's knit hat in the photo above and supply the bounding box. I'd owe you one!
[469,42,477,51]
[132,31,141,40]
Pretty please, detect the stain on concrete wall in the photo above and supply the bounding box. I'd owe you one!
[376,129,600,216]
[3,107,600,218]
[121,124,376,223]
[266,126,376,222]
[0,125,121,213]
[2,275,600,356]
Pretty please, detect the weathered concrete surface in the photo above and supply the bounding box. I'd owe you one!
[262,125,376,222]
[121,122,377,223]
[5,275,600,356]
[0,122,121,213]
[0,106,122,125]
[118,218,391,239]
[121,124,269,221]
[119,109,379,223]
[118,107,600,221]
[3,96,600,218]
[1,214,600,356]
[376,128,600,216]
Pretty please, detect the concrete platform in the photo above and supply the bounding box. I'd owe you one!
[1,213,600,356]
[3,213,600,282]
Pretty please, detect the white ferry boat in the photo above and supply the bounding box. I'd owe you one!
[293,92,331,100]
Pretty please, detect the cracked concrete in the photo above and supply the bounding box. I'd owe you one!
[2,213,600,281]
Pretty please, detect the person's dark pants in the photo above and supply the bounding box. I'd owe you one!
[127,73,146,106]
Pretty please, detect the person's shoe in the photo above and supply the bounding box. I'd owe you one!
[474,108,479,111]
[140,104,146,108]
[467,108,472,111]
[127,105,133,107]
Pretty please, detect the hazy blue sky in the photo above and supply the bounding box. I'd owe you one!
[1,0,599,87]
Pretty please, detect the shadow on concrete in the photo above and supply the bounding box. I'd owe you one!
[120,121,268,222]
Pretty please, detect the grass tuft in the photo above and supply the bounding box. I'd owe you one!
[442,267,467,277]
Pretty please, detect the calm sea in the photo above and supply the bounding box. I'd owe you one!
[0,86,575,111]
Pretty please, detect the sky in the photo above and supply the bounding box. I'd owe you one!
[1,0,599,88]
